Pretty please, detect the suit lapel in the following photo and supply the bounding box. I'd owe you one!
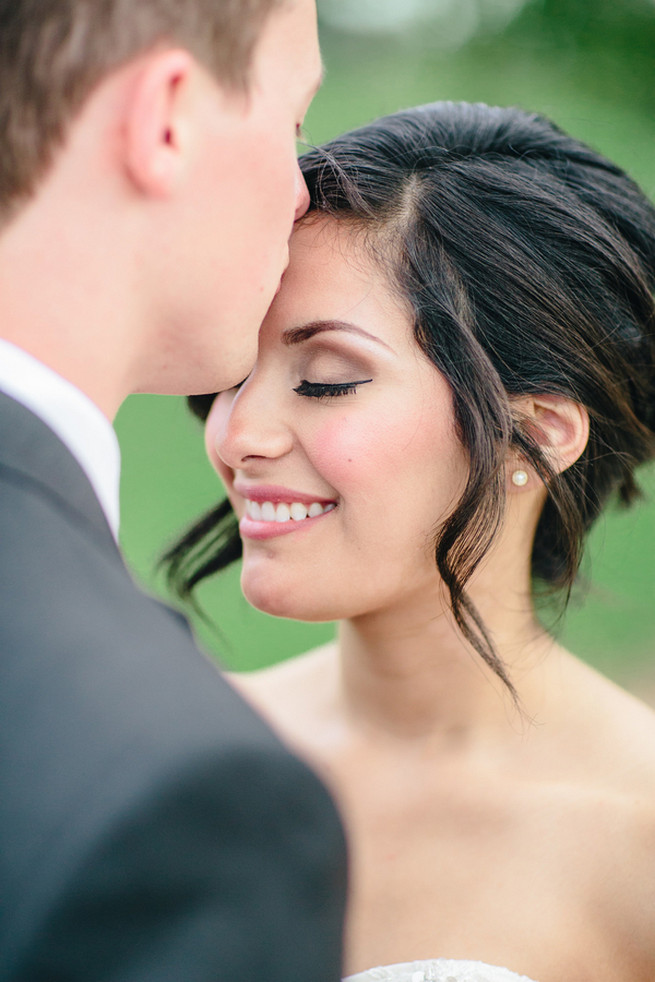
[0,391,118,551]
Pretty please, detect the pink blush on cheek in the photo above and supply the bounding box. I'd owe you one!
[308,415,371,481]
[309,409,417,482]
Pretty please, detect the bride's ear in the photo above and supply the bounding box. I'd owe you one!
[506,393,589,492]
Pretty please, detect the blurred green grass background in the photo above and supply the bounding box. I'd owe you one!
[116,0,655,694]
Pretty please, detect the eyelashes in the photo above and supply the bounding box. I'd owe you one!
[228,377,372,400]
[293,379,373,399]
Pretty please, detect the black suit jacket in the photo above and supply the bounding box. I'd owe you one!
[0,392,347,981]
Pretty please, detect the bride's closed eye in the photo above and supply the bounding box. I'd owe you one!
[293,379,373,399]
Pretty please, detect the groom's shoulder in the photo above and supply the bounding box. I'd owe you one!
[0,437,338,897]
[0,396,328,816]
[0,403,288,762]
[0,450,278,751]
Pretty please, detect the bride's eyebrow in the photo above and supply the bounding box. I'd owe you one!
[282,320,394,352]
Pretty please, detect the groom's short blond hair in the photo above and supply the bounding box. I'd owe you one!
[0,0,286,220]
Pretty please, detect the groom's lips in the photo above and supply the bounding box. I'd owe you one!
[233,482,337,540]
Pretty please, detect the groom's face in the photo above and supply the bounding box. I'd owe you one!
[163,0,323,396]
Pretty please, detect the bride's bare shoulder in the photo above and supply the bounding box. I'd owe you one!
[595,682,655,968]
[556,654,655,797]
[227,641,339,731]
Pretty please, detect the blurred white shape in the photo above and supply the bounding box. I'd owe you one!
[318,0,528,43]
[318,0,430,34]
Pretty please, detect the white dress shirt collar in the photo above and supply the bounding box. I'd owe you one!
[0,340,120,539]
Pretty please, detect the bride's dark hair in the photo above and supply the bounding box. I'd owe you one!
[165,102,655,696]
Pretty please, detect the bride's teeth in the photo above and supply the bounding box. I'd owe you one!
[248,500,262,520]
[245,498,335,521]
[261,501,276,522]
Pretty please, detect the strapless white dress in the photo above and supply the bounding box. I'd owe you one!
[344,960,538,982]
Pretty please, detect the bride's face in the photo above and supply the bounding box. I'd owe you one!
[206,217,469,621]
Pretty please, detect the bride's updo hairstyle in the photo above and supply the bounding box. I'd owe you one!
[167,103,655,693]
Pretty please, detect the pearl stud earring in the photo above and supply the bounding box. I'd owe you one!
[511,469,528,487]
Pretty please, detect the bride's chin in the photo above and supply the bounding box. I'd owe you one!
[241,577,340,623]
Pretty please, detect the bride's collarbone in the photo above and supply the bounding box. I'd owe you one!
[346,853,645,982]
[342,759,655,982]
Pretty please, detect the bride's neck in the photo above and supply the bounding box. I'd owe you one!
[337,570,553,739]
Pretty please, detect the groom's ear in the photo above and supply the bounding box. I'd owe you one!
[122,49,198,198]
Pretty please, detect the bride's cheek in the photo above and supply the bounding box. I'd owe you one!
[309,411,398,485]
[308,415,366,483]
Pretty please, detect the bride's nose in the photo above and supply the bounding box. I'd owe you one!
[212,378,294,469]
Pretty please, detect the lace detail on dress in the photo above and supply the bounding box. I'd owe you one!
[344,959,538,982]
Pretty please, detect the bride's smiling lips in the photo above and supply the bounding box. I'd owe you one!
[232,482,338,540]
